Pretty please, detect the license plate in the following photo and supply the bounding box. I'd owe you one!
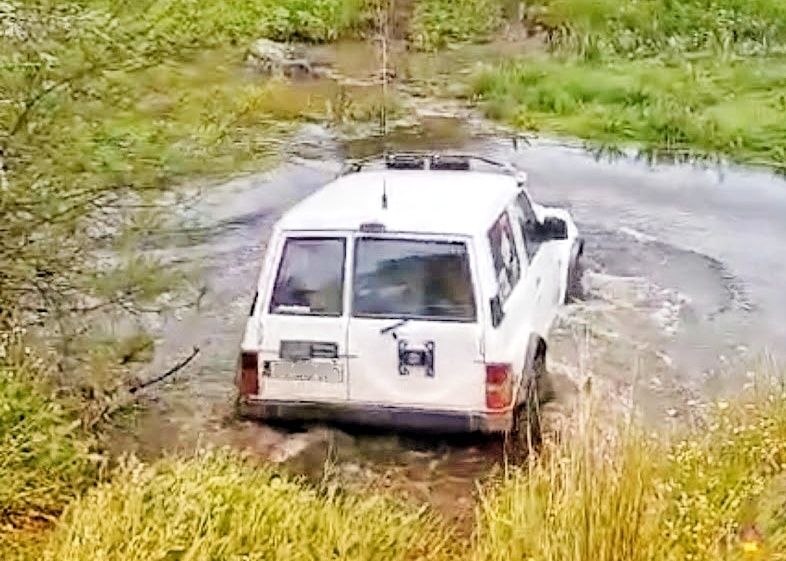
[269,360,343,383]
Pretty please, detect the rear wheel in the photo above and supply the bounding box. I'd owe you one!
[505,349,551,461]
[564,240,585,303]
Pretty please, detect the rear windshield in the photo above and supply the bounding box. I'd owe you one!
[270,237,345,316]
[353,238,476,321]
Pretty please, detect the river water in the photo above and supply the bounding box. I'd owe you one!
[120,42,786,523]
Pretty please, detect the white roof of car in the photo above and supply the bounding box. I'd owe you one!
[276,170,520,237]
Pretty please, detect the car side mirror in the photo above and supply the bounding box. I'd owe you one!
[490,295,505,328]
[541,217,568,241]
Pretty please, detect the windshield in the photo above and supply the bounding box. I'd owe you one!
[352,238,476,321]
[270,237,345,316]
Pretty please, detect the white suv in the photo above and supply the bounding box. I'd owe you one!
[236,153,582,436]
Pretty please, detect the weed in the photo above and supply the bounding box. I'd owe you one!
[472,55,786,168]
[0,328,98,530]
[410,0,504,51]
[474,381,786,561]
[39,449,453,561]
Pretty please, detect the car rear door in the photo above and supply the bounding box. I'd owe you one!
[346,235,486,411]
[258,233,349,402]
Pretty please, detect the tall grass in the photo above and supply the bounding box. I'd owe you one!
[4,366,786,559]
[472,0,786,166]
[472,55,786,167]
[0,330,97,541]
[39,449,453,561]
[475,406,659,561]
[529,0,786,58]
[474,381,786,561]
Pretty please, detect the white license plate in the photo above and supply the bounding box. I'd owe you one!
[269,360,343,383]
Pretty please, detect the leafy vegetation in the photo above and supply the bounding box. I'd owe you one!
[4,359,786,560]
[0,0,370,320]
[471,0,786,167]
[473,55,786,167]
[475,386,786,561]
[38,449,451,561]
[409,0,505,51]
[528,0,786,58]
[0,329,97,554]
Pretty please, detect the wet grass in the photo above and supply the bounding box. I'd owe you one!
[473,55,786,168]
[471,0,786,168]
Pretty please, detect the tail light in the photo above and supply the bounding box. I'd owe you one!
[485,363,513,410]
[237,351,259,397]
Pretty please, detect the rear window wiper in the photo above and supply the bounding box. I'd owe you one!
[380,318,410,336]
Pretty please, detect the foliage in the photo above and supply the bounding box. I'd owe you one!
[39,449,452,561]
[474,386,786,561]
[472,55,786,168]
[0,0,375,391]
[527,0,786,58]
[4,367,786,559]
[410,0,504,51]
[0,328,97,530]
[0,0,368,317]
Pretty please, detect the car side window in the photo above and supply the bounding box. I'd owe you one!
[488,211,521,304]
[516,191,542,262]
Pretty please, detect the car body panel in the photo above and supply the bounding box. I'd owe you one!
[237,158,580,433]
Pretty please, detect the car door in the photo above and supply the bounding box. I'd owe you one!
[513,191,561,334]
[258,233,350,402]
[346,234,486,411]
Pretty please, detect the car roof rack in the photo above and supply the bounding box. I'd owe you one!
[340,152,527,185]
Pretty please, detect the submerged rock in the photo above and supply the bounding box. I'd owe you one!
[245,38,316,79]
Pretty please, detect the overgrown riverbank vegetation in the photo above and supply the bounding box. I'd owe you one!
[4,0,786,559]
[4,342,786,560]
[471,0,786,168]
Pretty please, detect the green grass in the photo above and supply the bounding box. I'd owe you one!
[0,332,97,549]
[84,0,369,45]
[474,387,786,561]
[528,0,786,58]
[409,0,505,51]
[469,0,786,167]
[38,449,452,561]
[472,55,786,167]
[3,363,786,560]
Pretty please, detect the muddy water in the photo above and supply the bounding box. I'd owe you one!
[126,41,786,519]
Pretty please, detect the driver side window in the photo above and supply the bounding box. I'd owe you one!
[515,191,542,262]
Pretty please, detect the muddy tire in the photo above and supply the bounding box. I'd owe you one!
[564,240,585,303]
[505,350,552,462]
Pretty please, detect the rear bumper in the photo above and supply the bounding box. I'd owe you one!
[238,398,513,434]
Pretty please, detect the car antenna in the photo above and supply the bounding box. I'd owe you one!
[381,178,388,209]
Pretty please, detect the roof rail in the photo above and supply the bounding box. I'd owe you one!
[340,152,527,186]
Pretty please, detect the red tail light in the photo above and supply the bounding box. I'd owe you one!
[237,351,259,397]
[485,363,513,410]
